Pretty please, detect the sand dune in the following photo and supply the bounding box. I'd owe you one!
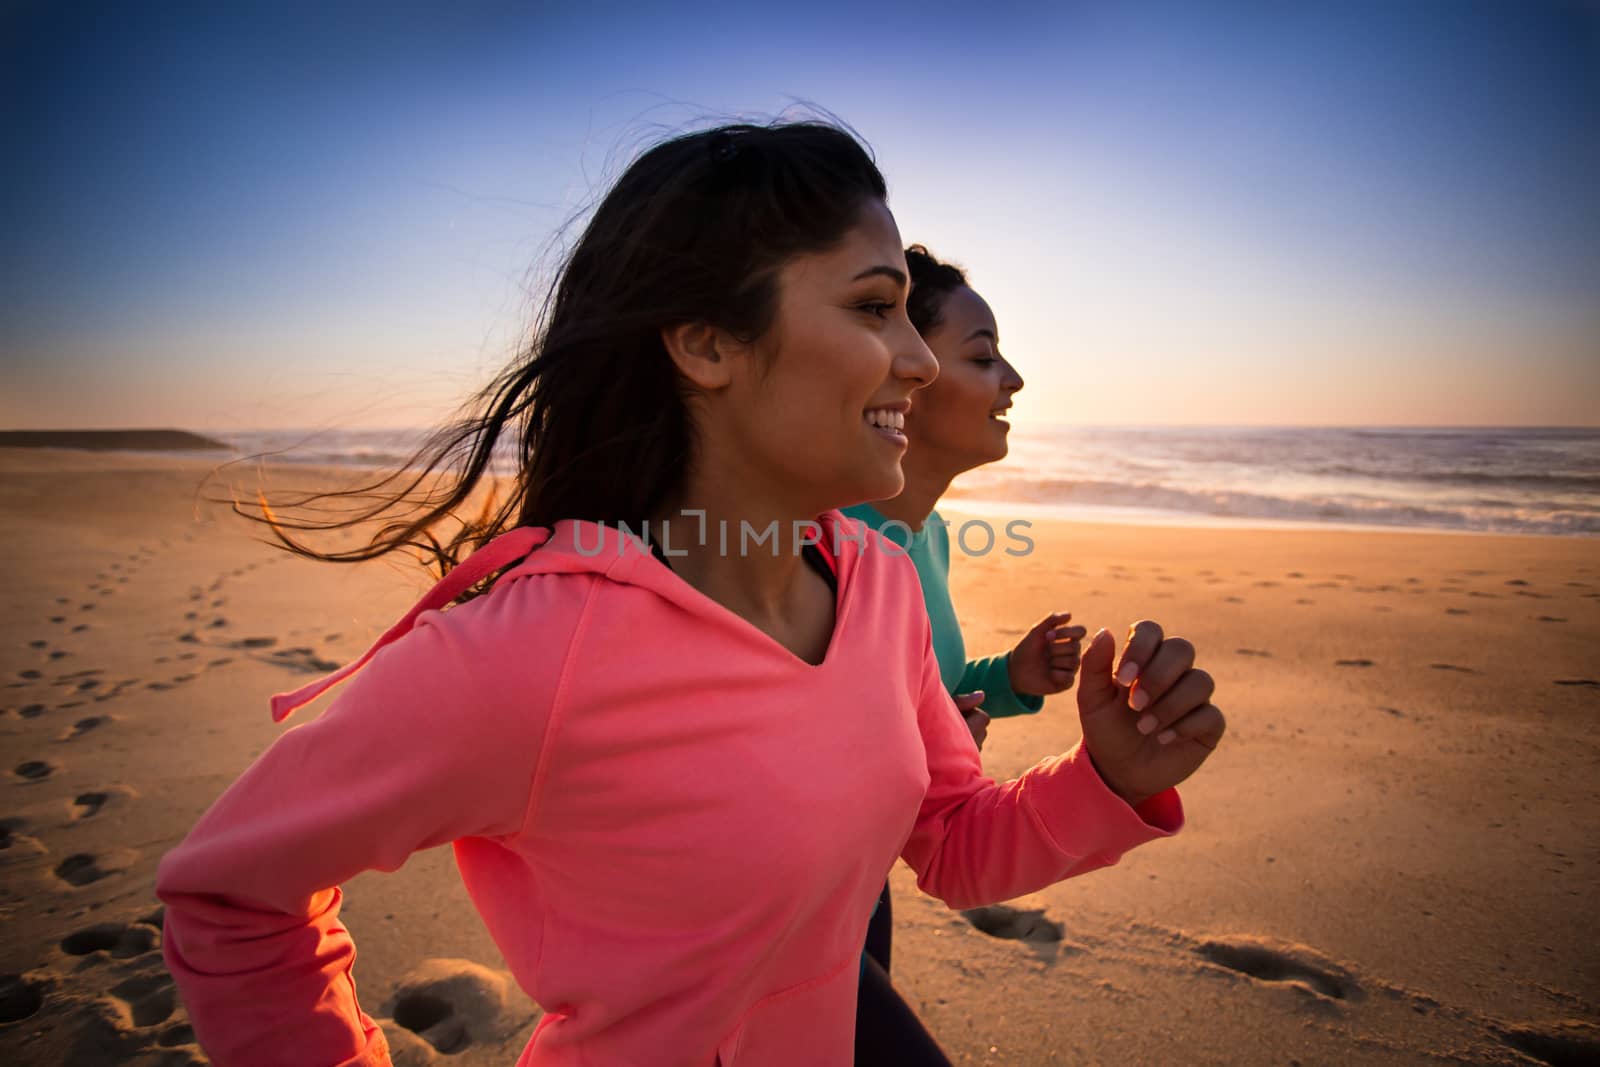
[2,449,1596,1065]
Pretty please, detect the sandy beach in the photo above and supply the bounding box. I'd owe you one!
[2,448,1596,1066]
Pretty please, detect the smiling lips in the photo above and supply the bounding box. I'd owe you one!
[865,408,906,431]
[865,405,908,443]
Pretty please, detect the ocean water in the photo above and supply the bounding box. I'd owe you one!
[209,425,1600,537]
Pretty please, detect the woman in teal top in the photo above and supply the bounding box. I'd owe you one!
[848,245,1088,1065]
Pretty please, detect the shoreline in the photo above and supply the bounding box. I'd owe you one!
[6,445,1592,542]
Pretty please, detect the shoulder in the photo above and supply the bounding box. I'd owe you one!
[383,569,600,704]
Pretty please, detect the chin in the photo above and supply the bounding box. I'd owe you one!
[846,466,904,508]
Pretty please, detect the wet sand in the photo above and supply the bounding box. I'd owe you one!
[2,449,1596,1065]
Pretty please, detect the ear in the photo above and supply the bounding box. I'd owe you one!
[660,322,741,391]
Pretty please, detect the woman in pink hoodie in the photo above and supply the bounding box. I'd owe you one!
[155,121,1225,1067]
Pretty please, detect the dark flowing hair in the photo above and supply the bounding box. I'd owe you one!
[242,121,887,583]
[903,243,969,336]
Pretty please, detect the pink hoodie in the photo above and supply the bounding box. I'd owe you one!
[156,514,1182,1066]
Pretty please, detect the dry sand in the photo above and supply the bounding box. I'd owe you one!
[1,449,1596,1065]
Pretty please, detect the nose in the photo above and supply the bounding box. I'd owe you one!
[999,356,1024,395]
[895,322,939,388]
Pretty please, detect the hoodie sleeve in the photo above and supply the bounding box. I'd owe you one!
[955,652,1044,718]
[902,626,1183,910]
[155,577,586,1067]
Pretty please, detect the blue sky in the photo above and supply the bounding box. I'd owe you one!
[3,0,1596,429]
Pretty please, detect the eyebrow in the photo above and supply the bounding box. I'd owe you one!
[852,265,908,288]
[965,328,998,343]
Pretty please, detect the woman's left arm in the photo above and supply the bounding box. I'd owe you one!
[901,624,1184,911]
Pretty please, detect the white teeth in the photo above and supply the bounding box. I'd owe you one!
[865,409,904,431]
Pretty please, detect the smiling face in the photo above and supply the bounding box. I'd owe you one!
[901,284,1024,477]
[718,199,940,514]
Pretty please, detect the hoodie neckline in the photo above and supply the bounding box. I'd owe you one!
[570,514,855,672]
[636,522,848,672]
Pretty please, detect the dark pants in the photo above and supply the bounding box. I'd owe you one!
[853,883,953,1067]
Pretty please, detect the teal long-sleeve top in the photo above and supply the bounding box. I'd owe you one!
[841,503,1043,718]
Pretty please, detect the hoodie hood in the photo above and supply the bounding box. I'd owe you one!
[270,513,861,722]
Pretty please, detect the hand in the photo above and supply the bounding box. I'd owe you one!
[1006,612,1088,696]
[954,690,989,750]
[1076,621,1224,807]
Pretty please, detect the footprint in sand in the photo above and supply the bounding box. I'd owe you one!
[961,904,1065,948]
[1490,1018,1600,1067]
[1222,596,1244,604]
[61,921,161,960]
[53,848,138,887]
[156,1022,196,1049]
[1536,616,1567,623]
[1334,659,1374,668]
[15,760,57,781]
[1505,578,1530,586]
[0,972,48,1024]
[70,623,89,633]
[19,703,46,719]
[57,716,112,742]
[269,647,341,674]
[1,818,47,858]
[381,959,535,1054]
[1553,679,1599,688]
[230,636,277,649]
[109,972,177,1028]
[1195,936,1362,1002]
[18,669,42,680]
[71,787,135,820]
[1446,608,1470,615]
[1235,649,1272,658]
[28,639,47,649]
[1429,664,1475,673]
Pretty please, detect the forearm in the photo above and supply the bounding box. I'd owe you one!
[905,739,1182,909]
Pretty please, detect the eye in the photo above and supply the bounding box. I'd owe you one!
[856,301,896,319]
[972,357,998,367]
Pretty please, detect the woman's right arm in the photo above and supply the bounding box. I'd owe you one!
[156,577,589,1066]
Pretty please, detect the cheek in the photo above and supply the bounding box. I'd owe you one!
[918,370,993,434]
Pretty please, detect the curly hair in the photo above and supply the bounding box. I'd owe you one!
[903,243,969,335]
